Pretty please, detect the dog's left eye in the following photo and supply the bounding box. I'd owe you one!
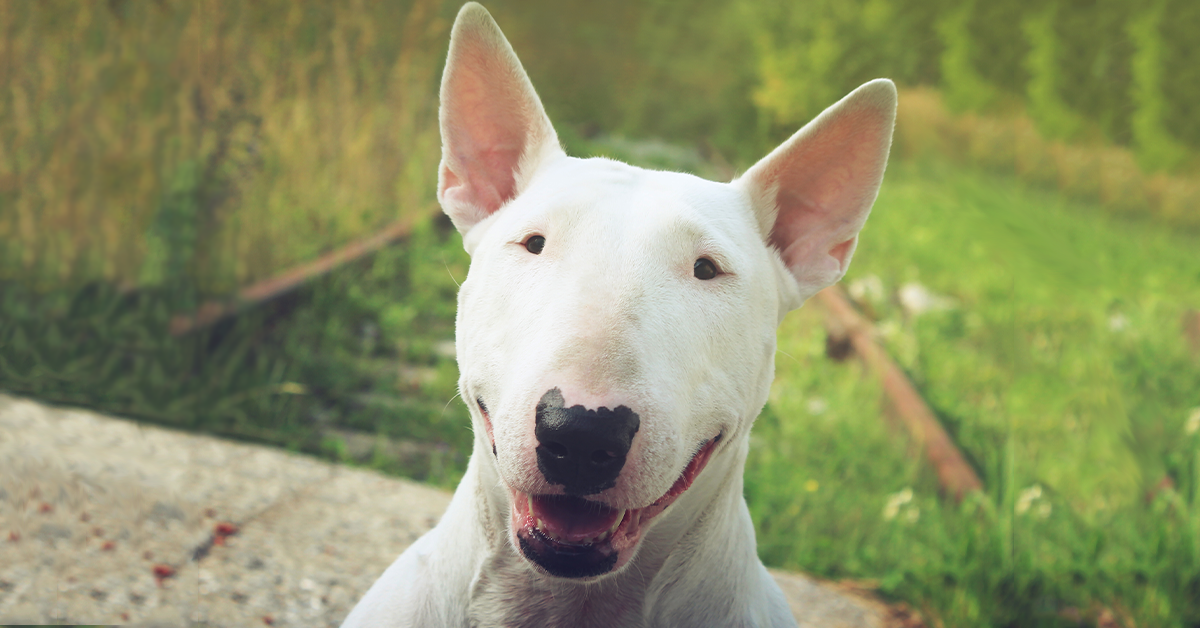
[525,235,546,255]
[694,258,718,280]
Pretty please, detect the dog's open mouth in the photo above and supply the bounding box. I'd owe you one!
[511,435,719,579]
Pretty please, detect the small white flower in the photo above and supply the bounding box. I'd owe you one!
[848,275,885,305]
[1016,484,1043,515]
[1036,502,1052,519]
[1186,408,1200,436]
[805,397,828,416]
[898,282,956,318]
[1107,313,1129,332]
[903,506,920,523]
[883,488,914,521]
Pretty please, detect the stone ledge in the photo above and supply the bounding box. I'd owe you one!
[0,394,914,627]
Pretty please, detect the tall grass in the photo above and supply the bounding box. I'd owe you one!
[0,0,444,292]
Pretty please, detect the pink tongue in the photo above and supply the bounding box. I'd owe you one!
[532,495,621,542]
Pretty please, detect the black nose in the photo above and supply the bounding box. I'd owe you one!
[535,388,640,496]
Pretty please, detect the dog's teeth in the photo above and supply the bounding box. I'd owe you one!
[527,494,534,515]
[608,510,625,535]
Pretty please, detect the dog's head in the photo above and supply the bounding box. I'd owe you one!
[439,3,895,580]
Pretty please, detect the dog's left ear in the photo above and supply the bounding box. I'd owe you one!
[736,79,896,304]
[437,3,564,235]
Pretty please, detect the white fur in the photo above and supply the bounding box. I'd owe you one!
[342,4,895,627]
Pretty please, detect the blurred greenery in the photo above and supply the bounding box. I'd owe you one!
[3,0,1196,290]
[741,0,1200,172]
[2,0,1200,625]
[0,0,445,291]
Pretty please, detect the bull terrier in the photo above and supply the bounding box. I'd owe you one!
[342,3,895,626]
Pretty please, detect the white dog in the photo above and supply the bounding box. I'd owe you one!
[342,4,895,626]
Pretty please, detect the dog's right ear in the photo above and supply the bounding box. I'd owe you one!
[735,79,896,308]
[437,3,563,235]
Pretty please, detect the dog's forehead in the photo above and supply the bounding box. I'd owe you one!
[516,156,757,245]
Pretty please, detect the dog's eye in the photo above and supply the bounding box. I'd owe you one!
[525,235,546,255]
[694,258,718,280]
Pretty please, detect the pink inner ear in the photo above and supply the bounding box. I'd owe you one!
[437,7,561,231]
[440,38,534,215]
[827,237,857,268]
[440,144,523,216]
[757,100,891,283]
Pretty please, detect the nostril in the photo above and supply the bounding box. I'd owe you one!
[591,450,617,464]
[541,442,569,459]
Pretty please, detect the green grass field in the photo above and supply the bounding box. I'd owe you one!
[748,158,1200,626]
[3,151,1198,626]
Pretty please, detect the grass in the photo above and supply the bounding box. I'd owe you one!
[858,160,1200,510]
[0,215,472,485]
[746,158,1200,626]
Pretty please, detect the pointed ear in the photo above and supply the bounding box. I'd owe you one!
[736,79,896,302]
[437,3,563,234]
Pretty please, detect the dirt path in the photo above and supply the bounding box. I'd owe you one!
[0,394,912,627]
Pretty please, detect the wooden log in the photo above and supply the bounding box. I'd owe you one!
[169,217,419,336]
[1183,309,1200,359]
[814,285,983,501]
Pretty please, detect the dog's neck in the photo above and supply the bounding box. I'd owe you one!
[464,438,759,627]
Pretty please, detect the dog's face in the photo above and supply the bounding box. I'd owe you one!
[456,158,787,577]
[439,3,895,580]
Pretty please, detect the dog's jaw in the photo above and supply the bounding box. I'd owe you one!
[507,435,721,580]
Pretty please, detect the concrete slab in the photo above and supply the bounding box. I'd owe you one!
[0,394,913,627]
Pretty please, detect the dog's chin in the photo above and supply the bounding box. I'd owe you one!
[509,436,719,580]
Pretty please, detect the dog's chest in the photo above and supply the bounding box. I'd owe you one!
[467,550,648,628]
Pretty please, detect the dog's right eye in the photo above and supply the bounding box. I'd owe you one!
[525,235,546,255]
[694,258,718,280]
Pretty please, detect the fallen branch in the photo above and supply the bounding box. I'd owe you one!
[169,217,420,335]
[815,285,983,501]
[1183,309,1200,359]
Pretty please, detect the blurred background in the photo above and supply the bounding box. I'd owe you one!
[2,0,1198,625]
